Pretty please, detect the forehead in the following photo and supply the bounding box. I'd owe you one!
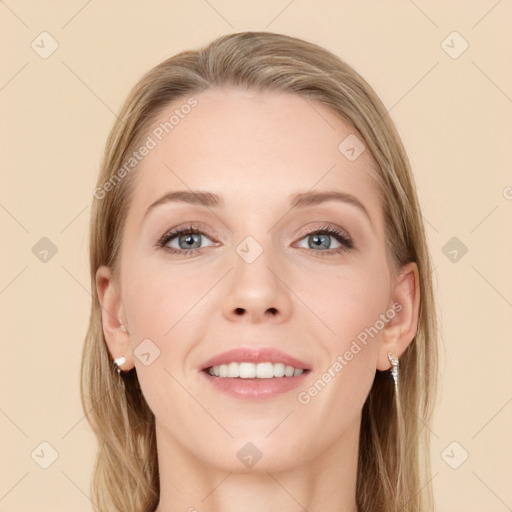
[126,86,382,221]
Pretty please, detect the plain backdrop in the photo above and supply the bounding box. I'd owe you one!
[1,1,511,511]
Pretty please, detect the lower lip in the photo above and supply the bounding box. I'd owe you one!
[200,370,310,400]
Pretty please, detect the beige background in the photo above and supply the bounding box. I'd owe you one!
[1,1,511,510]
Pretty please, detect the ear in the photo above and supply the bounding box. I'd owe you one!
[96,265,134,372]
[376,261,420,371]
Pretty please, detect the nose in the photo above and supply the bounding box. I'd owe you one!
[222,242,293,324]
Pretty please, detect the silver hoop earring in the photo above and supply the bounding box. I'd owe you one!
[387,352,399,391]
[113,356,126,375]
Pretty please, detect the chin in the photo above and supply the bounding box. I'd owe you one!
[195,435,308,474]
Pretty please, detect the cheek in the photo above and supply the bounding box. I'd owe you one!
[119,262,192,397]
[297,260,389,400]
[120,267,198,424]
[294,271,386,434]
[300,263,389,345]
[121,256,200,338]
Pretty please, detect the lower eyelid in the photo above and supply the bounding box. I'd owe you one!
[161,239,349,258]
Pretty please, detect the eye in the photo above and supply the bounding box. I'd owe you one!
[156,223,354,258]
[156,223,215,256]
[295,224,353,255]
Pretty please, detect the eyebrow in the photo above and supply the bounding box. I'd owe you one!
[143,189,372,226]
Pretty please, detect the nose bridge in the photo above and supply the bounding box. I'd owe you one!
[234,232,278,291]
[222,232,292,322]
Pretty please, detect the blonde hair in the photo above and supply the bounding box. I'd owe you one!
[81,31,439,512]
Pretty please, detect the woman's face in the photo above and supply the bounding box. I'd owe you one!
[106,86,404,472]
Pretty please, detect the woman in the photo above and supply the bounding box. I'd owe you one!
[81,31,439,512]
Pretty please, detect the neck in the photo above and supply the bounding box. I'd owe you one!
[153,417,361,512]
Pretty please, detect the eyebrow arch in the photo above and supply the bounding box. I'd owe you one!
[144,190,224,220]
[144,189,372,227]
[289,190,372,226]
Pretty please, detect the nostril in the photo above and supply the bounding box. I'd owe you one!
[234,308,245,315]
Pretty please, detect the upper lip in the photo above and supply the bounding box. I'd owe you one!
[200,347,311,371]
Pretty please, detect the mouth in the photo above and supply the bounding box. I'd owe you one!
[199,347,312,400]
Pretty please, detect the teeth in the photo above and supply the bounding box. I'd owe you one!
[207,362,305,378]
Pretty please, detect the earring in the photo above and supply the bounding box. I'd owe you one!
[387,352,399,391]
[113,356,126,375]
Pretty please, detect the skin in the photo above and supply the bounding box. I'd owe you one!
[97,86,420,512]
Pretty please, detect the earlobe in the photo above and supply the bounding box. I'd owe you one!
[377,262,420,371]
[96,265,134,372]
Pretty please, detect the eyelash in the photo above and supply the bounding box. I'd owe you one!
[156,222,354,258]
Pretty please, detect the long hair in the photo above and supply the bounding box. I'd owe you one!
[80,31,439,512]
